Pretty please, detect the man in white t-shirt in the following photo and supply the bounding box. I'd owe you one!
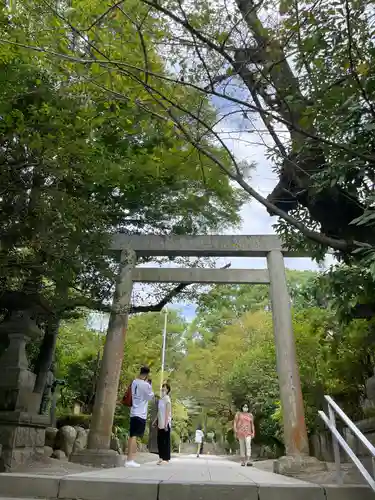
[126,366,154,468]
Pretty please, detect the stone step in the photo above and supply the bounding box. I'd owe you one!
[0,473,373,500]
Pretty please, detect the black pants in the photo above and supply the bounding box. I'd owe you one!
[157,427,171,461]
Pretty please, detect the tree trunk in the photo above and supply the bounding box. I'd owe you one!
[234,0,371,246]
[85,349,101,413]
[29,315,60,413]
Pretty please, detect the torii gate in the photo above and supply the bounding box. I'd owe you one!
[71,235,311,469]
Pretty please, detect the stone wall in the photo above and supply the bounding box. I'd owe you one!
[344,418,375,458]
[309,431,336,462]
[44,426,123,461]
[309,427,369,463]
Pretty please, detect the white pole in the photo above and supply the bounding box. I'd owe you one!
[160,307,168,396]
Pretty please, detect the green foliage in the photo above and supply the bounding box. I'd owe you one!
[4,0,375,265]
[269,0,375,257]
[0,56,244,310]
[6,0,375,455]
[171,430,181,452]
[171,400,189,441]
[55,310,190,441]
[173,278,375,448]
[0,1,247,326]
[119,310,187,393]
[52,272,375,452]
[192,270,318,341]
[306,265,375,321]
[54,317,103,411]
[56,413,91,429]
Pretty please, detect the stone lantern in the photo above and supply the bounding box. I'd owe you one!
[0,310,50,471]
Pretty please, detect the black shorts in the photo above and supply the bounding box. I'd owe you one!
[129,416,146,438]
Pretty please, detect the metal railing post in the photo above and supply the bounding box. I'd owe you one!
[328,402,343,485]
[319,395,375,492]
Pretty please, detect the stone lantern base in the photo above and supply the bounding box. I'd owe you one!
[0,411,50,471]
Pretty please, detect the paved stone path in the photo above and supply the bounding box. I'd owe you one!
[0,455,373,500]
[69,454,308,485]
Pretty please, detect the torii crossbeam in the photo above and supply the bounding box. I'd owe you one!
[72,234,311,472]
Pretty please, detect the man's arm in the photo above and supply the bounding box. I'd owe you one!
[144,382,154,401]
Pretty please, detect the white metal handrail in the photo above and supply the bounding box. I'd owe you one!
[319,395,375,491]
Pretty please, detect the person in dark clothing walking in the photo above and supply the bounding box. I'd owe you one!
[153,383,172,464]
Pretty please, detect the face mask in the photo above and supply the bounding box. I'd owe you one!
[162,390,166,397]
[243,406,248,412]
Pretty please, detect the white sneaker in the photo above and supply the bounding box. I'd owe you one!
[125,460,140,468]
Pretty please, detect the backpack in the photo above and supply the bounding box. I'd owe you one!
[122,382,133,407]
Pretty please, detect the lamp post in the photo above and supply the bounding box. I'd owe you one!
[160,307,168,396]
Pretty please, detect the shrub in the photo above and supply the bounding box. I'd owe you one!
[171,430,180,452]
[114,415,129,429]
[56,414,91,429]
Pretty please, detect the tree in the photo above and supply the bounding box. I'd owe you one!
[173,279,375,448]
[53,317,103,412]
[226,312,281,447]
[9,0,375,259]
[300,264,375,322]
[119,309,187,393]
[0,58,244,315]
[0,2,249,409]
[191,270,317,340]
[0,2,247,292]
[54,309,187,412]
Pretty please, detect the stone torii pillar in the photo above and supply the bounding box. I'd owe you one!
[267,250,309,456]
[71,250,136,467]
[267,250,324,474]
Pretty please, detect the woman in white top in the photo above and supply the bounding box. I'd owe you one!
[195,426,204,458]
[153,382,172,464]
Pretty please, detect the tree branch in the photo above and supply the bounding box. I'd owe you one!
[6,3,375,254]
[1,36,374,164]
[60,263,232,316]
[83,1,126,31]
[344,0,375,119]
